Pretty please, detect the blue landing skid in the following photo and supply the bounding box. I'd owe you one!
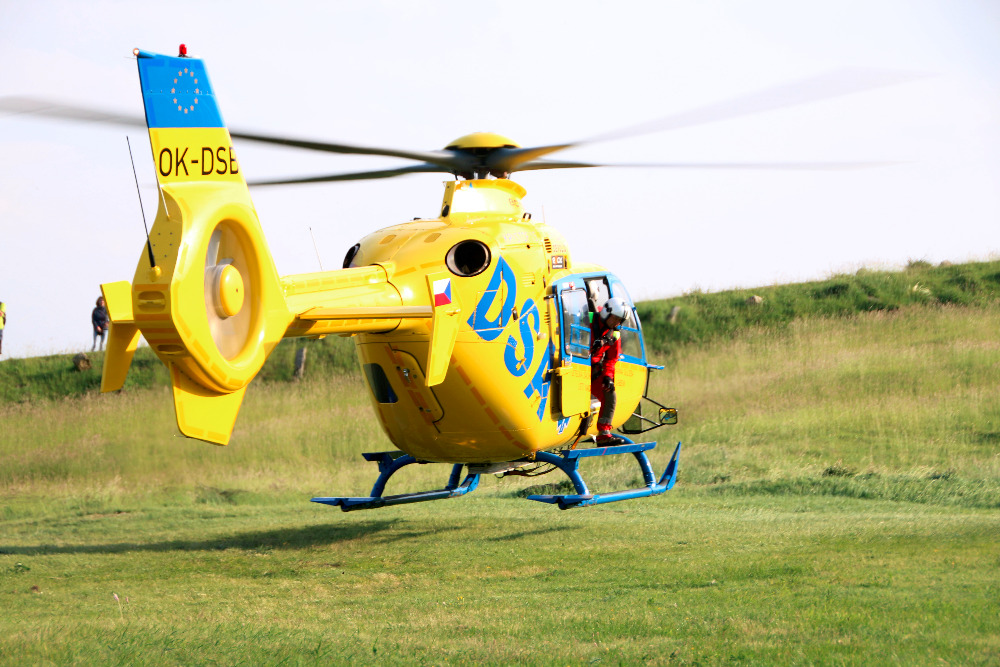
[311,440,681,512]
[527,440,682,510]
[311,452,480,512]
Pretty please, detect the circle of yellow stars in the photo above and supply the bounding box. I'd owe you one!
[170,68,201,114]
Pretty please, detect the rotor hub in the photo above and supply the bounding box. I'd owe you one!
[444,132,520,151]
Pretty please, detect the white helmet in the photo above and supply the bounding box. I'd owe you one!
[600,297,628,321]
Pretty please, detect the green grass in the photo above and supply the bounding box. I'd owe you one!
[1,498,996,665]
[1,290,999,664]
[2,261,999,664]
[653,304,1000,499]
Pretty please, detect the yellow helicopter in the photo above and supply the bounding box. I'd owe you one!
[90,46,683,510]
[7,47,912,510]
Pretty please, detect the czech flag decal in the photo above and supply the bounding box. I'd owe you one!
[433,278,452,307]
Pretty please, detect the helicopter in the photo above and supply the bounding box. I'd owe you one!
[4,47,915,510]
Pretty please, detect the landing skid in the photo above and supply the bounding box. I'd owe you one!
[311,440,681,512]
[526,440,681,509]
[312,451,480,511]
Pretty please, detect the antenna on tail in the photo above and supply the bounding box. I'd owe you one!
[309,227,324,271]
[126,136,157,270]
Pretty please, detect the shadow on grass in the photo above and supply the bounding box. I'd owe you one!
[0,519,413,556]
[486,524,582,542]
[1,516,584,555]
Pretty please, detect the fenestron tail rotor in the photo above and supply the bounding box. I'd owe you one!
[204,224,252,360]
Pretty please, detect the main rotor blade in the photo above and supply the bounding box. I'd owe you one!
[227,129,463,168]
[584,68,927,144]
[4,66,922,183]
[0,96,146,128]
[501,68,926,173]
[516,158,903,171]
[247,163,448,186]
[0,96,469,170]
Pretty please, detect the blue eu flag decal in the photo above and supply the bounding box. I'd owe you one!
[136,51,224,129]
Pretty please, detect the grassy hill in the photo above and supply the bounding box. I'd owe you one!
[637,258,1000,354]
[3,258,998,404]
[0,330,360,404]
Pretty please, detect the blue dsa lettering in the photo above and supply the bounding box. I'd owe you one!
[467,257,515,341]
[503,299,539,377]
[523,342,553,420]
[469,258,551,421]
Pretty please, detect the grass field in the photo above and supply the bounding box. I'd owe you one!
[2,497,996,665]
[1,298,998,664]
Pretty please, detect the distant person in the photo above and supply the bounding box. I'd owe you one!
[0,300,5,356]
[92,296,108,351]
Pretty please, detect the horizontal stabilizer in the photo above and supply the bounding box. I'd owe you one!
[298,305,432,320]
[170,363,247,445]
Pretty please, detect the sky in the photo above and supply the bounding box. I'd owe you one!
[1,0,998,359]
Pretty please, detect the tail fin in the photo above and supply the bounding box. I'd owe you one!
[101,48,292,445]
[134,48,244,188]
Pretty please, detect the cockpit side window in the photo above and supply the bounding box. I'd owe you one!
[584,277,610,314]
[609,279,645,364]
[560,287,591,360]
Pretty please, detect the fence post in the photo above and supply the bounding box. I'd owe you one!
[294,346,307,380]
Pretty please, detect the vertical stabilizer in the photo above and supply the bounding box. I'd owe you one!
[114,48,293,444]
[135,48,245,188]
[100,281,140,392]
[425,272,461,386]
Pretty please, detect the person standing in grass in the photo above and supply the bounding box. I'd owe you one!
[0,301,5,356]
[91,296,108,352]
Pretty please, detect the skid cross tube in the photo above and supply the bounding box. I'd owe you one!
[526,440,682,510]
[312,451,481,512]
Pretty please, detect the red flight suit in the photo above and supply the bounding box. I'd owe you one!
[590,315,621,438]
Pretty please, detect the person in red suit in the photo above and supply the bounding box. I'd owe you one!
[591,297,628,445]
